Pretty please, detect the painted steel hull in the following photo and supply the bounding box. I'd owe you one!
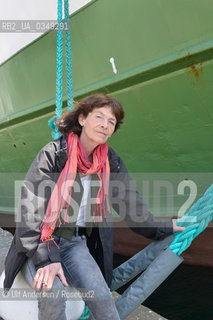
[113,221,213,267]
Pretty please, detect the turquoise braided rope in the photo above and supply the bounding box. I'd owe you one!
[170,184,213,255]
[49,0,63,139]
[55,0,63,119]
[49,0,74,138]
[64,0,74,111]
[78,305,91,320]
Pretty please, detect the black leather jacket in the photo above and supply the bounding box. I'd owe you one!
[4,136,173,289]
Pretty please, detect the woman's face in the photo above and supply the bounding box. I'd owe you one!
[78,106,117,148]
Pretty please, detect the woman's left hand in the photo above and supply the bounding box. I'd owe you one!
[172,219,186,233]
[33,262,68,291]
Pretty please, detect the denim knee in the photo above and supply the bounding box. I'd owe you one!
[93,286,113,304]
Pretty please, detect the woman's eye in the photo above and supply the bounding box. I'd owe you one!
[109,121,115,126]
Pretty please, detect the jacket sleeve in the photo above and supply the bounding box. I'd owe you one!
[15,141,61,270]
[109,150,173,240]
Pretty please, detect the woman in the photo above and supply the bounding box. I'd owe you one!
[4,93,184,320]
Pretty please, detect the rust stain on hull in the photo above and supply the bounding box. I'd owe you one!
[187,63,203,80]
[185,53,203,85]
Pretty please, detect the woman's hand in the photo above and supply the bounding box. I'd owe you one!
[33,262,68,291]
[172,219,186,233]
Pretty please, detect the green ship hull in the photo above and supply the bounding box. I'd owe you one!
[0,0,213,266]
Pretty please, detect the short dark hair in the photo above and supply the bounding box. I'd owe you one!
[57,93,125,136]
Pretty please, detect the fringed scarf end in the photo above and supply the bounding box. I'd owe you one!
[40,234,60,251]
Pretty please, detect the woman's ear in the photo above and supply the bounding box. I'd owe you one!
[78,114,85,126]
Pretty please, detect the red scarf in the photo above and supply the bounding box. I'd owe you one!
[40,132,110,243]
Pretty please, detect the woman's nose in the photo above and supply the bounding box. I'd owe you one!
[101,119,108,128]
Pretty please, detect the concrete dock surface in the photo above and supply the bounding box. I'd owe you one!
[0,228,167,320]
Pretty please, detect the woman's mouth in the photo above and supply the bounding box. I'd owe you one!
[97,131,107,136]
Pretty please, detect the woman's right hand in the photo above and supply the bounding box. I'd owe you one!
[33,262,68,291]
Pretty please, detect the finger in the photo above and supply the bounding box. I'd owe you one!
[35,268,49,291]
[47,270,58,291]
[178,226,186,232]
[57,269,68,287]
[37,273,45,291]
[33,272,39,289]
[33,271,42,290]
[42,274,50,292]
[34,271,44,291]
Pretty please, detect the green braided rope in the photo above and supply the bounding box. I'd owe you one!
[170,184,213,255]
[49,0,74,139]
[78,305,91,320]
[49,0,63,139]
[64,0,74,111]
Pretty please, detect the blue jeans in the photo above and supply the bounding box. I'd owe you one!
[21,235,120,320]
